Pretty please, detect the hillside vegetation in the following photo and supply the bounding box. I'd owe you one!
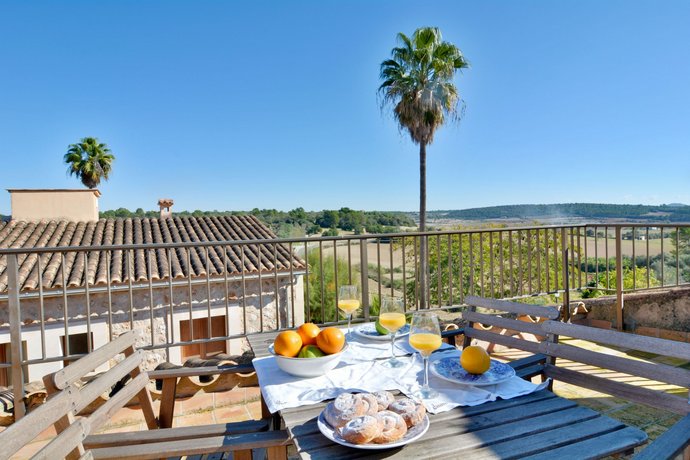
[98,202,690,238]
[429,203,690,221]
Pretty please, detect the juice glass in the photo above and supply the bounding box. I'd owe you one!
[338,285,360,338]
[379,296,406,368]
[409,311,441,399]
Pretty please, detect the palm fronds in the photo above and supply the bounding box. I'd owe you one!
[64,137,115,189]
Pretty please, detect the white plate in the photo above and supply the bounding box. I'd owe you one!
[353,323,410,342]
[317,410,429,450]
[430,356,516,386]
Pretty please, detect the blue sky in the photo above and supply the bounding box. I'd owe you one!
[1,0,689,214]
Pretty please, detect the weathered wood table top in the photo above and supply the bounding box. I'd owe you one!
[247,331,647,459]
[278,389,647,460]
[247,331,281,359]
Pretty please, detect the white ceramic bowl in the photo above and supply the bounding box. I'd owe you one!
[268,343,348,377]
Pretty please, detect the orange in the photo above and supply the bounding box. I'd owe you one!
[316,327,345,355]
[273,331,302,357]
[460,345,491,374]
[297,323,321,346]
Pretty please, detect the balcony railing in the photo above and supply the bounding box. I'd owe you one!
[1,222,689,419]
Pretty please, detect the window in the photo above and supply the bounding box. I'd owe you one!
[60,332,93,366]
[0,341,29,387]
[179,316,227,361]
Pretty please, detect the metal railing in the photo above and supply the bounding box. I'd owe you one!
[1,222,689,418]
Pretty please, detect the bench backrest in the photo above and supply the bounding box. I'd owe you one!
[540,320,690,415]
[462,296,690,416]
[462,295,560,355]
[0,331,157,460]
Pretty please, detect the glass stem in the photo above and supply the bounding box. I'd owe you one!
[390,332,396,360]
[423,356,430,388]
[347,314,352,337]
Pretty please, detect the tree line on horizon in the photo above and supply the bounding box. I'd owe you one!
[98,207,416,237]
[429,203,690,221]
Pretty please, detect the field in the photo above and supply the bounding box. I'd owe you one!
[582,237,664,258]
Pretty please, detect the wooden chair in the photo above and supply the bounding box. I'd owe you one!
[1,331,289,460]
[459,295,690,460]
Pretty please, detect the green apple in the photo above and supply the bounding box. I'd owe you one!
[375,319,390,336]
[298,344,326,358]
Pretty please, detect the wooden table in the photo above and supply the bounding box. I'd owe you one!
[247,331,648,459]
[278,390,647,459]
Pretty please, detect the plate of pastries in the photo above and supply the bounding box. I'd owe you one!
[317,391,430,449]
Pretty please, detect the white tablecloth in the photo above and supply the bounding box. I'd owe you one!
[253,324,548,414]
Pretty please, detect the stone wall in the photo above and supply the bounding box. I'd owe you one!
[582,286,690,332]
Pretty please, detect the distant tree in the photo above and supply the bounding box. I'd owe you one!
[338,208,364,233]
[317,210,339,229]
[322,228,339,237]
[288,207,308,223]
[379,27,468,307]
[64,137,115,189]
[306,224,322,235]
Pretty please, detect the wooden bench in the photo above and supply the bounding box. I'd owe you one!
[461,295,690,460]
[0,331,290,460]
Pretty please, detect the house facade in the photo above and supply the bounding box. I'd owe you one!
[0,191,305,384]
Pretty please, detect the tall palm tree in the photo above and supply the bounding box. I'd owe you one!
[379,27,468,308]
[64,137,115,189]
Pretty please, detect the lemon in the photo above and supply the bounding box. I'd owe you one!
[460,346,491,374]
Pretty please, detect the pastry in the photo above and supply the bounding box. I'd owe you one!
[372,390,395,411]
[372,410,407,443]
[339,415,383,444]
[388,397,426,427]
[324,393,367,428]
[358,392,380,416]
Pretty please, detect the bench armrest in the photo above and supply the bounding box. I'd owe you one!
[441,327,464,347]
[151,363,257,429]
[507,353,547,380]
[149,363,255,380]
[633,413,690,460]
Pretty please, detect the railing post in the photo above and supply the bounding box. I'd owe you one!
[561,228,570,323]
[7,254,25,420]
[615,227,624,331]
[360,240,370,321]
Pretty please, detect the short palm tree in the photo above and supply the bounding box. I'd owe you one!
[64,137,115,189]
[379,27,468,307]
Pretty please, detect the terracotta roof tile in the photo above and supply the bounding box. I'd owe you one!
[0,216,305,293]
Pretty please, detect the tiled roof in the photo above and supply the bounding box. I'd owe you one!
[0,216,305,293]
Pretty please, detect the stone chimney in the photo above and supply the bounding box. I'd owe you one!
[158,198,174,218]
[8,189,100,222]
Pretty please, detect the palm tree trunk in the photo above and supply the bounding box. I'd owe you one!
[419,142,428,309]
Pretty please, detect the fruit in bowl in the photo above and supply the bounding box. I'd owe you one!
[270,325,348,377]
[298,344,326,358]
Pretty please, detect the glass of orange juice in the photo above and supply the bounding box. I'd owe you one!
[338,285,360,338]
[409,311,442,399]
[379,296,407,368]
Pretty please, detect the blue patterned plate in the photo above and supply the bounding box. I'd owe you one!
[430,356,516,386]
[353,323,410,341]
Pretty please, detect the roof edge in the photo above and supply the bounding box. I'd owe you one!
[7,189,101,197]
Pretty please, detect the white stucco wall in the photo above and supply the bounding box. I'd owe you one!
[0,274,305,382]
[9,189,100,222]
